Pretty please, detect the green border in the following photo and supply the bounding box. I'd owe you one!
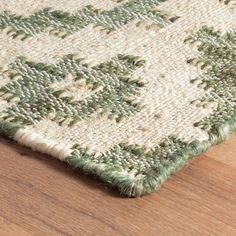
[66,115,236,197]
[0,101,235,197]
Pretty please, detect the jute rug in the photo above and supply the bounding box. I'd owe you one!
[0,0,235,197]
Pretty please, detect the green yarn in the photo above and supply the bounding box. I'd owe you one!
[67,121,236,197]
[186,26,236,133]
[71,136,187,173]
[66,27,236,197]
[0,0,177,38]
[0,0,235,198]
[0,54,145,126]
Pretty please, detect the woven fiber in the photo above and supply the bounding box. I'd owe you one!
[0,0,235,197]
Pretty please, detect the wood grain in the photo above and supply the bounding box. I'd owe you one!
[0,134,235,236]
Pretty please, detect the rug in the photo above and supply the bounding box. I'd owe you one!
[0,0,235,197]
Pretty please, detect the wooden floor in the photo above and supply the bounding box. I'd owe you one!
[0,134,235,236]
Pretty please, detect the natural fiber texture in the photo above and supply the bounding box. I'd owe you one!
[0,0,235,197]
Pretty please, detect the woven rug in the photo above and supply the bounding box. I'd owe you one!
[0,0,235,197]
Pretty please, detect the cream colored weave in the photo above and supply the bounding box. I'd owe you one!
[0,0,235,196]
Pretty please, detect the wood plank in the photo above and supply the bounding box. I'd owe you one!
[0,134,235,235]
[0,216,32,236]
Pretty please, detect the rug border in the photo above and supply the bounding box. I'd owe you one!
[0,111,235,197]
[66,115,236,197]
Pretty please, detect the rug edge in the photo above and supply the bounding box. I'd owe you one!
[66,115,236,197]
[0,115,235,197]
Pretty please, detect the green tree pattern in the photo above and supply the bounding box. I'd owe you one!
[0,54,145,126]
[0,0,177,39]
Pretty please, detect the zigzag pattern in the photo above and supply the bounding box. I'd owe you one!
[0,0,177,39]
[70,135,187,175]
[0,54,145,126]
[186,27,236,132]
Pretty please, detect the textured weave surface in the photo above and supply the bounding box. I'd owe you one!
[0,0,235,196]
